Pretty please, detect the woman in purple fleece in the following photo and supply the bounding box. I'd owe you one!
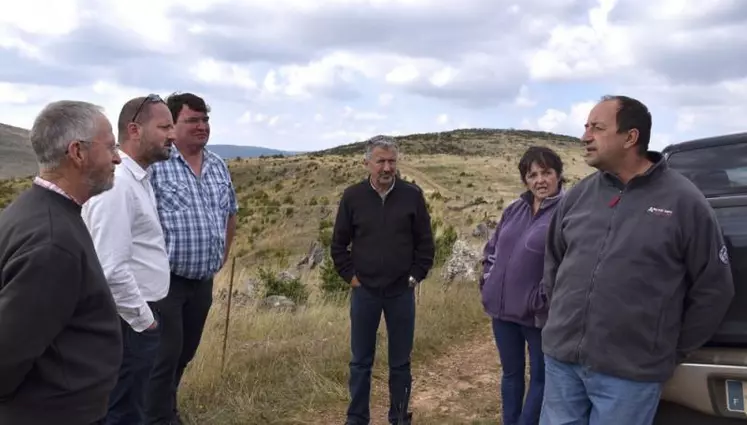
[479,146,565,425]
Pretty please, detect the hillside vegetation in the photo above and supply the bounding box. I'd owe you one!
[0,128,593,424]
[315,128,580,157]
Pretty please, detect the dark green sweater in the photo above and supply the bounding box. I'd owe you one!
[0,184,122,425]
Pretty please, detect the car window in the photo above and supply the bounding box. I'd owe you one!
[715,205,746,312]
[666,141,747,196]
[717,206,747,252]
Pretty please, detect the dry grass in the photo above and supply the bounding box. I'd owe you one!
[178,272,488,424]
[223,144,591,280]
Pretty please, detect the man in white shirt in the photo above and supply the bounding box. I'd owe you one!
[82,94,175,425]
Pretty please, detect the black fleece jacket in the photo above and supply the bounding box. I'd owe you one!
[331,177,435,294]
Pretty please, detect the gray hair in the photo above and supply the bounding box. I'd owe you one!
[364,135,398,160]
[29,100,105,170]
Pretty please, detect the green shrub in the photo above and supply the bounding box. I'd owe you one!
[317,220,349,299]
[258,267,309,304]
[432,219,457,267]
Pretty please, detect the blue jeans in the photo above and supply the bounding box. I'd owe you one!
[105,311,161,425]
[492,319,544,425]
[540,355,663,425]
[347,285,416,425]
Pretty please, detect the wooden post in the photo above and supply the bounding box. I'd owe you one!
[221,256,236,375]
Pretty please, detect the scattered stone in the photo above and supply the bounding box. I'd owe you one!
[277,270,297,282]
[441,240,481,283]
[260,295,297,312]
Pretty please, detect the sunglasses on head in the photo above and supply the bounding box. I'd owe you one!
[131,93,164,122]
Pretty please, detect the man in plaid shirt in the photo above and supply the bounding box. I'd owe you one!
[144,93,238,425]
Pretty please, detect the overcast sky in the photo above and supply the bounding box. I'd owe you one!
[1,0,745,152]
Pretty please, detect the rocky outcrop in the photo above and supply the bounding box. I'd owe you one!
[441,239,481,283]
[296,240,324,270]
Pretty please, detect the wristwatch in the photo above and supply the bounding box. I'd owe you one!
[408,276,418,287]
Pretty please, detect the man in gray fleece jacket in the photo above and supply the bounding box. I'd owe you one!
[539,95,734,425]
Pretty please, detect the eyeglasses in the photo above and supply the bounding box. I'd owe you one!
[131,93,164,122]
[66,140,118,155]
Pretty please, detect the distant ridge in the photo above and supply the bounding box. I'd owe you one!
[0,123,36,179]
[311,128,580,156]
[208,144,302,159]
[0,121,301,179]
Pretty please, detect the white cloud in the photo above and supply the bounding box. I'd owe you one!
[378,93,394,106]
[386,64,419,85]
[190,58,258,90]
[0,0,744,152]
[530,101,595,137]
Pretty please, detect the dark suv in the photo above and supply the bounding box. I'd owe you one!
[654,132,747,424]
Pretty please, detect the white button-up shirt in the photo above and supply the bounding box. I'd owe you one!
[82,150,171,332]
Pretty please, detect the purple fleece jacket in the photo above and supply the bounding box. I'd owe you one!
[479,188,564,327]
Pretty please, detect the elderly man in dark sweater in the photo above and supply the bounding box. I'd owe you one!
[331,135,435,425]
[0,100,123,425]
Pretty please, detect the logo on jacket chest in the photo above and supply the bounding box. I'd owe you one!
[646,206,673,217]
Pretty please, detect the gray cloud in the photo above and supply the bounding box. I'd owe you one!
[0,0,598,109]
[168,0,595,64]
[159,0,597,106]
[608,1,747,84]
[41,24,155,67]
[641,36,747,84]
[0,47,86,87]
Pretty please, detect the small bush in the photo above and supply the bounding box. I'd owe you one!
[318,252,349,299]
[432,219,457,267]
[257,267,309,304]
[317,220,349,298]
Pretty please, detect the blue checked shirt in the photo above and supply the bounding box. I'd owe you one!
[149,146,238,280]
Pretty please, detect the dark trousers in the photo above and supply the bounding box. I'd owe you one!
[144,274,213,425]
[347,285,416,425]
[105,307,161,425]
[491,318,544,425]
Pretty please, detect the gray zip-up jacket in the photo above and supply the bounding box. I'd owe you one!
[541,152,734,382]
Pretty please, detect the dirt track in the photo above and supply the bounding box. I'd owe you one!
[311,330,504,424]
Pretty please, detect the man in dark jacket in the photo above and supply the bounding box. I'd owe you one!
[539,95,734,425]
[0,100,123,425]
[331,135,435,425]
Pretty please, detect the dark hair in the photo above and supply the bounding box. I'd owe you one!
[601,94,652,155]
[165,92,210,123]
[518,146,564,185]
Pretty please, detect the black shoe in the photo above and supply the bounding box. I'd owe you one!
[391,412,412,425]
